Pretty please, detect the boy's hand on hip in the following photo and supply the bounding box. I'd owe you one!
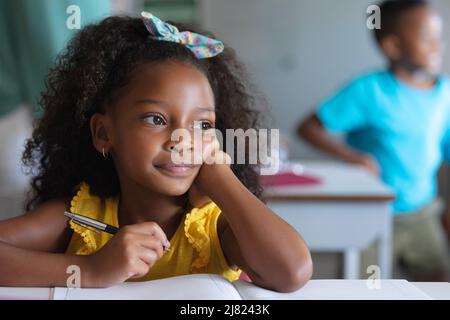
[349,153,380,177]
[83,222,170,287]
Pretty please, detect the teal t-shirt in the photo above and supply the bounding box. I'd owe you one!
[317,71,450,214]
[0,0,111,118]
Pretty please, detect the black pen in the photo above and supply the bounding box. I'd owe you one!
[64,211,119,234]
[64,211,170,251]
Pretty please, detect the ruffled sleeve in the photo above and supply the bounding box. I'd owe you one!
[184,202,215,271]
[66,182,106,255]
[184,201,242,282]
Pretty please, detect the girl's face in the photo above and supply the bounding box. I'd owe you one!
[96,60,216,196]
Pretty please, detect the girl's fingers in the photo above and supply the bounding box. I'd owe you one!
[201,134,231,165]
[136,246,159,267]
[124,222,170,248]
[129,258,155,279]
[134,234,165,259]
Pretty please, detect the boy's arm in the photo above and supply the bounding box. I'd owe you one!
[195,164,313,293]
[297,112,379,175]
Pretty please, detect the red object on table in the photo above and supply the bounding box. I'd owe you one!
[260,171,321,187]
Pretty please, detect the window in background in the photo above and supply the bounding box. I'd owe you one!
[143,0,198,25]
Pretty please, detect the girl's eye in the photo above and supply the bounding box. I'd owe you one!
[144,115,166,126]
[193,121,214,130]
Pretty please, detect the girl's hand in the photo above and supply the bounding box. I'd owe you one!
[188,132,232,207]
[84,222,170,287]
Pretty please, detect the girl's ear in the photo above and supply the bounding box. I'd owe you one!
[380,34,402,61]
[90,113,113,153]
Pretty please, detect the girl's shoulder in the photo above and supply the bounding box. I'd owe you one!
[70,182,96,215]
[65,182,118,255]
[69,182,117,222]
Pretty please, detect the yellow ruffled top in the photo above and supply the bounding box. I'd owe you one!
[65,182,241,282]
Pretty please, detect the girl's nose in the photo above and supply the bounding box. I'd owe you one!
[164,135,194,154]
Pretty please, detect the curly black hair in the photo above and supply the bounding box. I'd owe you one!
[22,15,268,211]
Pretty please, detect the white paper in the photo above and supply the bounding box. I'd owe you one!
[53,274,242,300]
[233,279,432,300]
[53,275,432,300]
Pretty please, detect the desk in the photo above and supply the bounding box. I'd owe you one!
[413,282,450,300]
[0,282,448,300]
[264,161,395,279]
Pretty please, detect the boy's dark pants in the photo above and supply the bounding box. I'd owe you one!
[361,198,450,280]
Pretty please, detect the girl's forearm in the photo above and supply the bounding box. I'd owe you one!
[204,165,313,289]
[0,240,92,287]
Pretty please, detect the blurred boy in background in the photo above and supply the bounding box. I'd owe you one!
[298,0,450,281]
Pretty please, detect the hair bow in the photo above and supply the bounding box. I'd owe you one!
[141,11,224,59]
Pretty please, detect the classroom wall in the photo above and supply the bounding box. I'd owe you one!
[110,0,142,15]
[200,0,450,160]
[434,0,450,74]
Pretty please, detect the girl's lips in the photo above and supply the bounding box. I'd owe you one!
[155,163,198,176]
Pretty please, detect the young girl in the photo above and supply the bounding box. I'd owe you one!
[0,12,312,292]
